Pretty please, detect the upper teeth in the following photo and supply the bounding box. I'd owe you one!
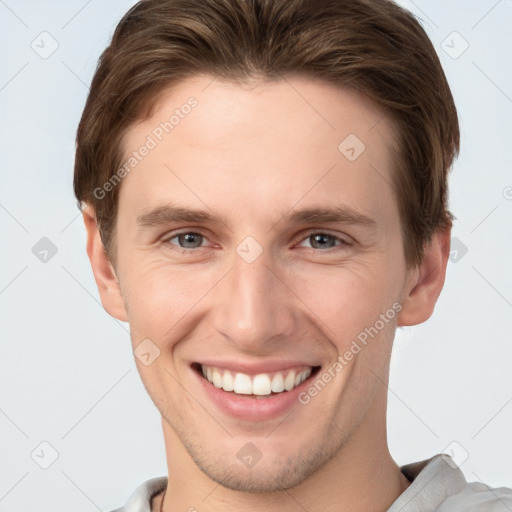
[201,365,312,395]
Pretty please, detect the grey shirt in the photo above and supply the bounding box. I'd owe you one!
[111,453,512,512]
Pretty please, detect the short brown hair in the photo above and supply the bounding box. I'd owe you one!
[74,0,459,267]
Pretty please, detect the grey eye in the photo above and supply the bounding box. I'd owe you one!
[307,233,338,249]
[172,232,204,248]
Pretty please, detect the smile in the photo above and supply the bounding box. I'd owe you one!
[191,361,322,420]
[200,364,315,396]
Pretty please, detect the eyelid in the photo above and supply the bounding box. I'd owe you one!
[160,228,353,251]
[161,229,213,247]
[295,229,353,247]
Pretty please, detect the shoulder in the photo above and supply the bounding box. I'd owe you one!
[390,454,512,512]
[437,481,512,511]
[108,476,168,512]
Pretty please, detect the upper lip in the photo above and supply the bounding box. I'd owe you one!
[193,359,321,375]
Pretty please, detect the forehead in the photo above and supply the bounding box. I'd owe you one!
[119,74,399,225]
[136,73,394,145]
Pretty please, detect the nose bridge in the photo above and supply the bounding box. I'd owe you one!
[213,246,293,349]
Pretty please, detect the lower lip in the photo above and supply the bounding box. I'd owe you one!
[193,367,317,422]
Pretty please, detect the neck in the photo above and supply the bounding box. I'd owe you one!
[158,389,411,512]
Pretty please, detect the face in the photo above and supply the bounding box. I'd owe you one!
[86,74,446,492]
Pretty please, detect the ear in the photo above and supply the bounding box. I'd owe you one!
[397,226,451,326]
[82,205,128,322]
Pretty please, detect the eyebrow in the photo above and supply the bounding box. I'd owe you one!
[137,205,228,228]
[136,204,377,230]
[282,207,377,228]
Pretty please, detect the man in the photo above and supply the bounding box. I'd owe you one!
[74,0,512,510]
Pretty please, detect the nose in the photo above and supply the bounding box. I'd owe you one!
[212,245,296,353]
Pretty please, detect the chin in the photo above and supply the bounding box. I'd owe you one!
[186,437,339,493]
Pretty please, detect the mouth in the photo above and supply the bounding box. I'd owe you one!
[191,362,321,399]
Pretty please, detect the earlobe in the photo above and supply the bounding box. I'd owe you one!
[82,205,128,322]
[397,227,451,327]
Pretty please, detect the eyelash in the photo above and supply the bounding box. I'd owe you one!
[161,230,352,254]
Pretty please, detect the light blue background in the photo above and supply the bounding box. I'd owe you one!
[1,0,511,510]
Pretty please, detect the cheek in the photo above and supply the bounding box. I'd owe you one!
[286,261,400,343]
[119,233,406,351]
[120,260,221,342]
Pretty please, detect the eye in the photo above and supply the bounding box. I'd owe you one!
[165,232,206,249]
[161,230,350,254]
[298,232,350,250]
